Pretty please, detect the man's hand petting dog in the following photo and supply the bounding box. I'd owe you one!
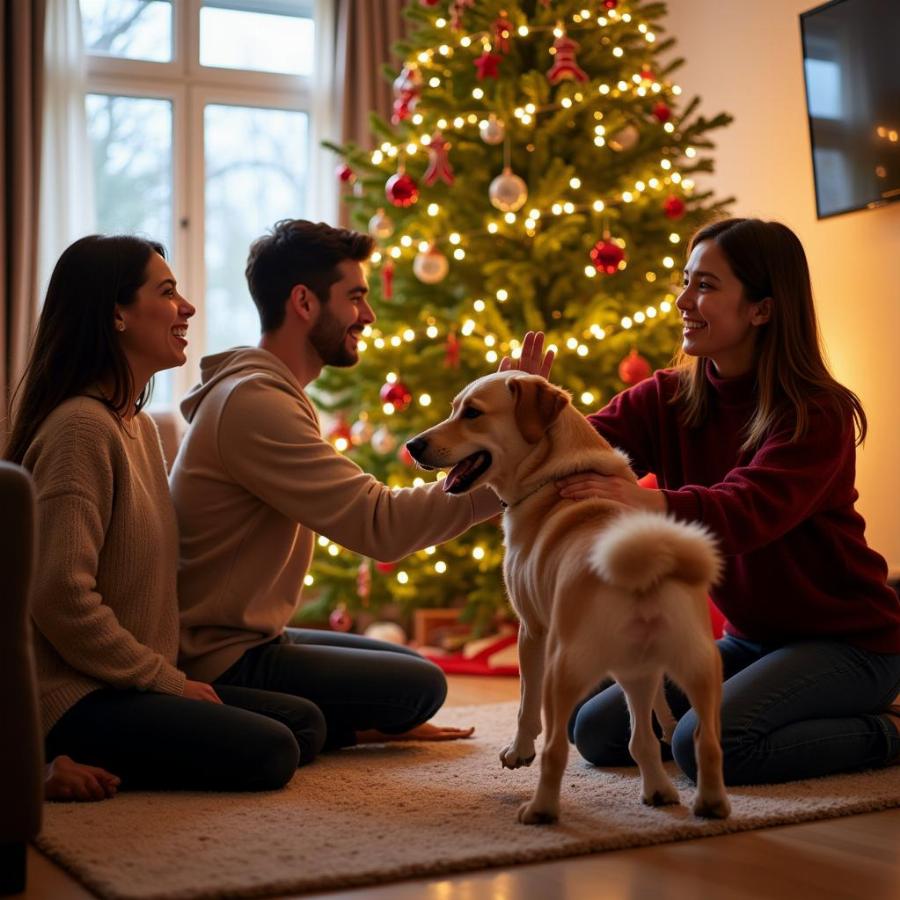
[499,330,555,378]
[557,472,667,513]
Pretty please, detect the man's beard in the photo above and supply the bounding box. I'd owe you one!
[309,308,358,367]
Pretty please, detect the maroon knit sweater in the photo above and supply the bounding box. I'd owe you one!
[586,363,900,653]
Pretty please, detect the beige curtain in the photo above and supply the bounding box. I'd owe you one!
[335,0,407,149]
[1,0,46,442]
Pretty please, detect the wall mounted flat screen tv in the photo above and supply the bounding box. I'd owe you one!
[800,0,900,218]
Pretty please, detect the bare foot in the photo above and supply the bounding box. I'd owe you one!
[357,723,476,743]
[45,755,121,802]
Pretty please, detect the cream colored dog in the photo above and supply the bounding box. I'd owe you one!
[406,371,730,824]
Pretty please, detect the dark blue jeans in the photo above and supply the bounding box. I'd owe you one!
[215,628,448,750]
[46,682,324,791]
[569,635,900,785]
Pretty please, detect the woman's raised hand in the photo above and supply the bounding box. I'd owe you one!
[498,331,555,379]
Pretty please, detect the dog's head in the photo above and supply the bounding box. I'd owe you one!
[405,371,571,495]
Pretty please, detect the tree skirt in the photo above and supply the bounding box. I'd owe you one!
[37,702,900,900]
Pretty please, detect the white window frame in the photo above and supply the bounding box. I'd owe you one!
[84,0,338,404]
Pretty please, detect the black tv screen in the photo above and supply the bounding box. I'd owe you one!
[800,0,900,218]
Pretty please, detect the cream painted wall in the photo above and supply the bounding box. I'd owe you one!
[664,0,900,573]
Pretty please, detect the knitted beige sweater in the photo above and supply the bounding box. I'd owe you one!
[24,397,185,736]
[171,348,503,683]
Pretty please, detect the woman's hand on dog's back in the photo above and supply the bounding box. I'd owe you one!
[499,331,555,379]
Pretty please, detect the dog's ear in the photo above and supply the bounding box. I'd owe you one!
[509,377,569,444]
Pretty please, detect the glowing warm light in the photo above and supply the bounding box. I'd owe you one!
[328,544,339,557]
[334,437,349,452]
[660,300,673,313]
[622,316,633,329]
[304,574,314,586]
[472,546,486,560]
[473,299,485,312]
[403,328,415,342]
[577,344,588,357]
[663,256,675,268]
[426,325,438,338]
[454,248,465,260]
[397,571,409,584]
[580,391,595,405]
[434,560,447,573]
[496,288,508,301]
[487,222,499,234]
[318,536,329,547]
[427,203,439,216]
[485,350,498,363]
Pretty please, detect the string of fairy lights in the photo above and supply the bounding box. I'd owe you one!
[314,4,701,586]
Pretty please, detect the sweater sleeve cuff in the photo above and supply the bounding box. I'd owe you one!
[661,488,702,524]
[152,663,187,696]
[470,485,504,522]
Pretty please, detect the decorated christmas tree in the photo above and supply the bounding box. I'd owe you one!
[306,0,732,634]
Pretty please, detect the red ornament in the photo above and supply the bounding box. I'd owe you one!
[327,418,353,449]
[420,0,440,5]
[398,444,415,467]
[356,561,371,602]
[329,606,353,632]
[450,0,475,30]
[619,349,653,385]
[423,131,455,187]
[493,15,514,54]
[381,258,394,300]
[652,102,672,123]
[385,171,419,207]
[640,66,656,82]
[547,34,589,84]
[663,195,686,220]
[444,331,460,369]
[380,379,412,412]
[391,65,422,125]
[603,0,619,9]
[375,561,396,574]
[336,164,355,184]
[590,239,626,275]
[474,50,503,80]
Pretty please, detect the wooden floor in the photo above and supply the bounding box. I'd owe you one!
[25,675,900,900]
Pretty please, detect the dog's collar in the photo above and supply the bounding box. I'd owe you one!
[500,478,558,510]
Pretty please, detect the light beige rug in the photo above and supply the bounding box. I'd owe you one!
[37,701,900,900]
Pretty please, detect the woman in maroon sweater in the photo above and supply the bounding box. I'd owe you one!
[559,218,900,784]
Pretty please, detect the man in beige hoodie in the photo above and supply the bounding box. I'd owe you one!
[170,219,502,755]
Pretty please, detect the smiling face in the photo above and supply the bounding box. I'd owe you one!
[676,239,771,377]
[308,259,374,367]
[116,252,195,380]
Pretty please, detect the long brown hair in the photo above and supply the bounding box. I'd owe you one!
[672,218,866,449]
[3,234,166,465]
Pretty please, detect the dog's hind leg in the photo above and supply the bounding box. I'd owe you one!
[673,650,730,819]
[501,624,545,769]
[618,671,680,807]
[518,649,584,825]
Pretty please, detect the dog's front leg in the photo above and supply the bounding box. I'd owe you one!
[500,623,545,769]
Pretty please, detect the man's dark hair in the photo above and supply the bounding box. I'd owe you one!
[245,219,374,332]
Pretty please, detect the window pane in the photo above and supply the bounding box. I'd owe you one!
[200,3,314,75]
[204,104,309,352]
[80,0,172,63]
[86,93,175,407]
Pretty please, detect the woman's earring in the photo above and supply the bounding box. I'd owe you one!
[115,321,126,332]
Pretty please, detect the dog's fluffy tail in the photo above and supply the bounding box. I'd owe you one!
[588,510,722,592]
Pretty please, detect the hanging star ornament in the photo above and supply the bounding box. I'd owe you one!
[423,131,455,186]
[474,49,503,80]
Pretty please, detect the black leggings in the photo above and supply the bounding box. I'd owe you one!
[45,683,326,792]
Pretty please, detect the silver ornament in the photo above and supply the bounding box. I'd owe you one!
[489,167,528,212]
[412,247,449,284]
[479,114,506,145]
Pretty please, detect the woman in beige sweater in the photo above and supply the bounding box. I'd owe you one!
[5,235,325,793]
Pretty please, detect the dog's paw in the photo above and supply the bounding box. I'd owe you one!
[692,793,731,819]
[499,744,535,769]
[641,784,681,807]
[517,800,558,825]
